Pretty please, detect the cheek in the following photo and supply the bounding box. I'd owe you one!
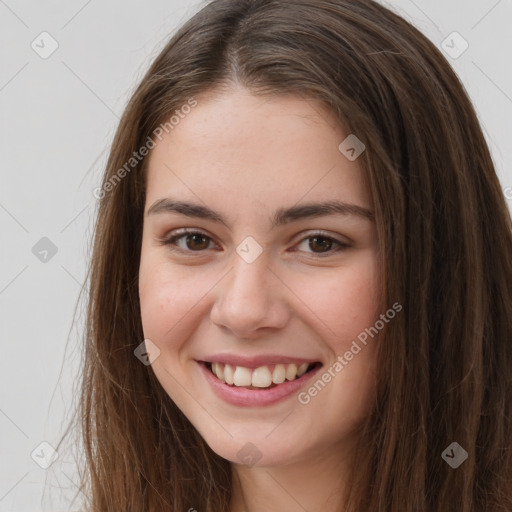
[299,255,380,343]
[139,254,236,359]
[299,258,380,435]
[138,258,204,347]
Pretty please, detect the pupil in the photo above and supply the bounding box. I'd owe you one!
[310,236,331,252]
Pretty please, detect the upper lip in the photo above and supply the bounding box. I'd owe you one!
[198,354,321,368]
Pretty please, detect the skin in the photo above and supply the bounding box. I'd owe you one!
[138,85,381,512]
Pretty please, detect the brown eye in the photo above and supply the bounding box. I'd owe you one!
[161,230,216,252]
[308,236,334,253]
[293,232,350,257]
[185,233,210,250]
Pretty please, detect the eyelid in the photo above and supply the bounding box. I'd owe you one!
[289,230,351,258]
[158,228,220,253]
[159,228,351,256]
[291,229,351,246]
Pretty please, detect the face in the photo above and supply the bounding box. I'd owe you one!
[138,86,381,467]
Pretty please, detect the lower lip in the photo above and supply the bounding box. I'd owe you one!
[198,362,322,407]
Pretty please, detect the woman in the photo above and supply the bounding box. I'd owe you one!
[72,0,512,510]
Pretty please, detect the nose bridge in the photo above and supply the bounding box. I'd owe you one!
[226,249,271,304]
[210,248,288,336]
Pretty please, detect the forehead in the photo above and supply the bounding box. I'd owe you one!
[144,87,370,219]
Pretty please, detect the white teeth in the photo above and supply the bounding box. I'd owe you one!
[212,363,224,381]
[285,364,298,381]
[297,363,309,377]
[272,364,286,384]
[209,362,313,387]
[224,364,234,385]
[252,366,273,387]
[233,366,252,386]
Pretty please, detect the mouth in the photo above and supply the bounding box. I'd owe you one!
[200,361,322,390]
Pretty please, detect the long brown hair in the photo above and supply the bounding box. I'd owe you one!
[63,0,512,510]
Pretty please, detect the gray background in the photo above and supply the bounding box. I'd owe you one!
[1,1,511,510]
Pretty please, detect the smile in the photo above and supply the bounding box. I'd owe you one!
[197,356,324,406]
[208,362,320,389]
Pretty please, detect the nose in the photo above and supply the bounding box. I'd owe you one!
[210,252,290,339]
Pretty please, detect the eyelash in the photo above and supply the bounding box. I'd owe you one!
[159,229,351,257]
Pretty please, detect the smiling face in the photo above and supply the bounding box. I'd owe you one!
[138,86,381,467]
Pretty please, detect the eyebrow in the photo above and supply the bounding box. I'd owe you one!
[147,198,374,227]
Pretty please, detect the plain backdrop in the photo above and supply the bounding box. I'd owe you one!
[1,0,511,510]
